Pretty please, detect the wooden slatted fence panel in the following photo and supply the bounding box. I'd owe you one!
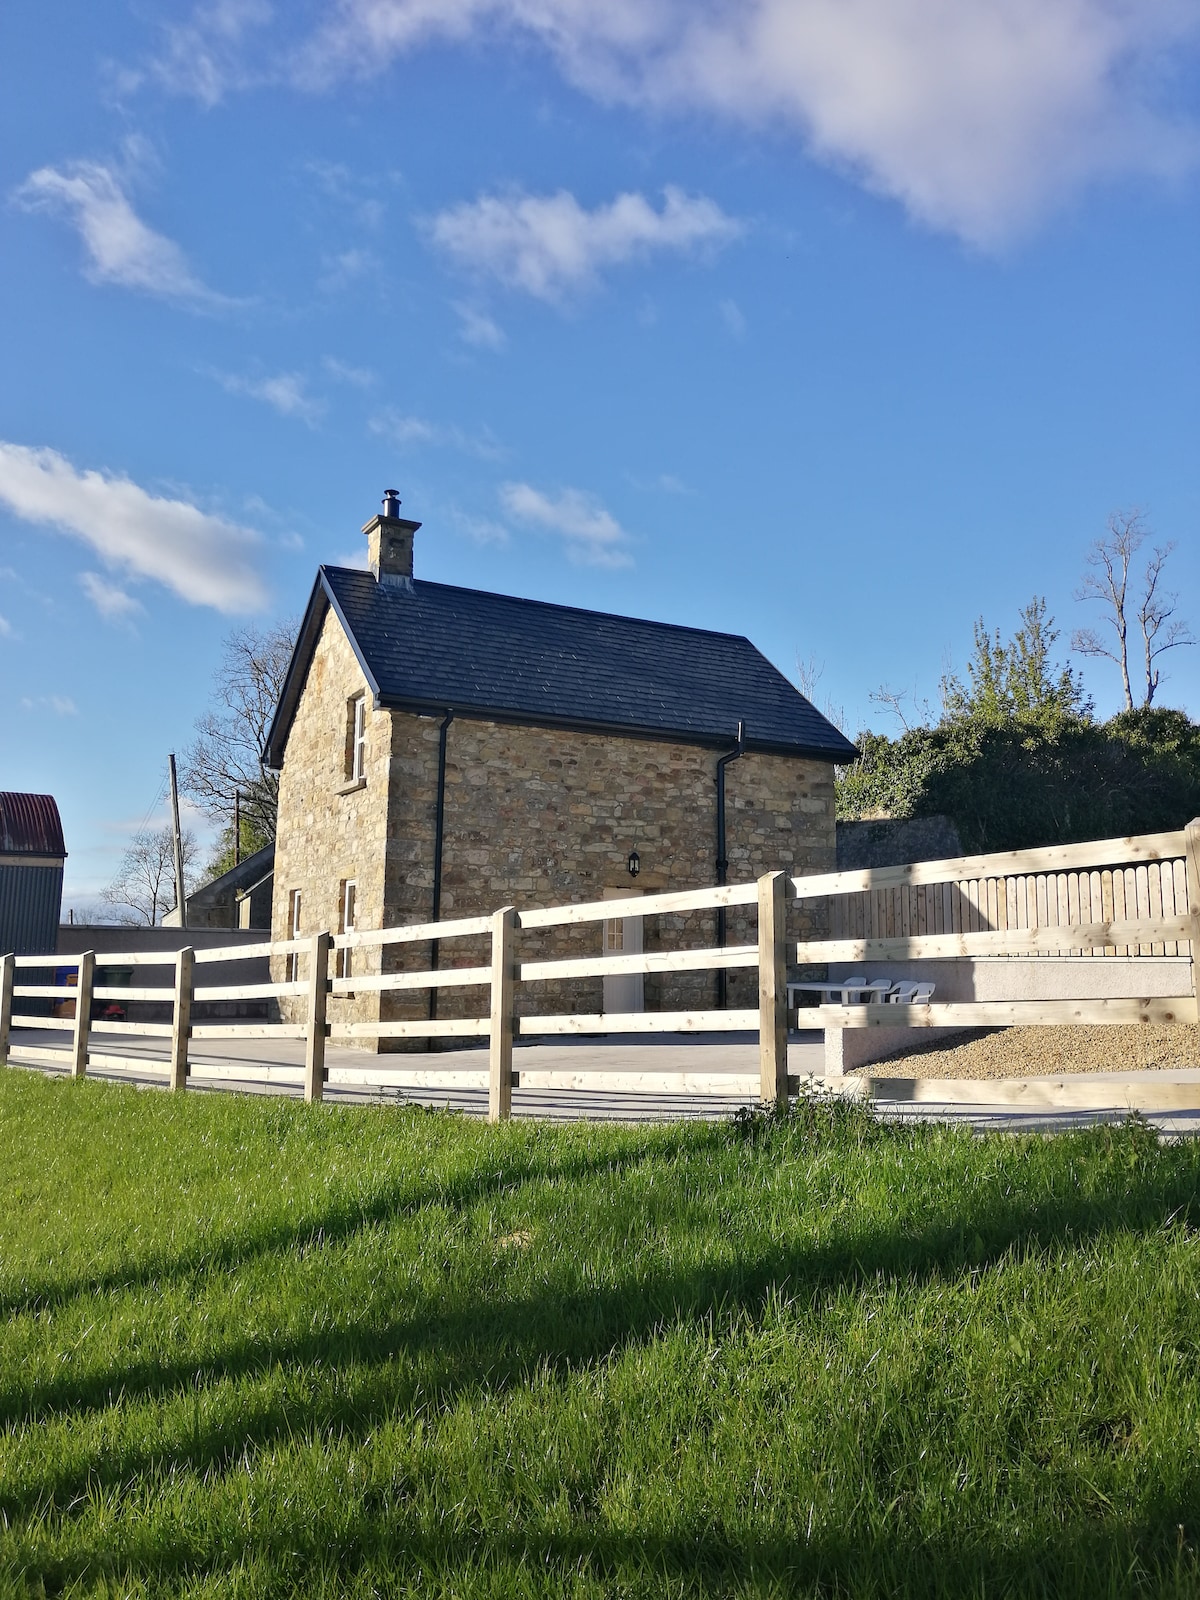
[824,856,1190,960]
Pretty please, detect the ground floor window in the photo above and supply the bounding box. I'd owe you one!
[287,889,302,982]
[337,879,357,980]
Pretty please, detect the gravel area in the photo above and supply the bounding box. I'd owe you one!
[859,1023,1200,1079]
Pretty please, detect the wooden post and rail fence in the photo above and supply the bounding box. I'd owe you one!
[2,822,1198,1118]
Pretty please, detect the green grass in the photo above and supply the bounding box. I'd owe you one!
[2,1075,1200,1598]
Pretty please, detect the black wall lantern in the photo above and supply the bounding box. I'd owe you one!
[627,850,641,878]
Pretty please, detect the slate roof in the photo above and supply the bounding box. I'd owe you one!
[0,793,66,857]
[265,567,858,767]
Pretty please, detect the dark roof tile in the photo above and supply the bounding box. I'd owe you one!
[267,568,857,765]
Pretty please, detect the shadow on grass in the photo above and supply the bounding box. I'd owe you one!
[18,1456,1200,1598]
[0,1116,708,1322]
[4,1113,1200,1580]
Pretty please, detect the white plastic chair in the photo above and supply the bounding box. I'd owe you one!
[828,974,868,1003]
[886,981,936,1005]
[862,979,896,1003]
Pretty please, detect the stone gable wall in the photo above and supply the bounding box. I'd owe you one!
[271,608,388,1029]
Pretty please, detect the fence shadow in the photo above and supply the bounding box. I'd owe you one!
[6,1114,1200,1597]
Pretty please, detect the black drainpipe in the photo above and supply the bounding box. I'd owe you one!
[715,719,746,1009]
[428,710,454,1023]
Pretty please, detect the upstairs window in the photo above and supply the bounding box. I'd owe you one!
[346,694,367,783]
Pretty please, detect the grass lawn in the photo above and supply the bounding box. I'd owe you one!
[2,1075,1200,1597]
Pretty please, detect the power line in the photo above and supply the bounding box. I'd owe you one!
[130,774,169,840]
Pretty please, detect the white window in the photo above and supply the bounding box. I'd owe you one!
[287,889,302,982]
[337,879,357,981]
[348,695,367,783]
[604,917,625,953]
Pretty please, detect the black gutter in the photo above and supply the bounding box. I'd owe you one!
[368,692,858,764]
[715,719,746,1009]
[427,710,454,1023]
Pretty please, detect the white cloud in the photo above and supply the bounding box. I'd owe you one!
[79,571,145,623]
[323,356,377,388]
[453,302,508,351]
[428,185,742,301]
[21,695,79,717]
[449,508,511,547]
[0,614,11,637]
[627,470,691,495]
[369,410,504,459]
[297,0,1200,246]
[137,0,273,106]
[719,297,747,337]
[211,369,325,426]
[304,160,391,229]
[499,481,634,568]
[13,161,234,307]
[317,247,382,292]
[0,442,268,613]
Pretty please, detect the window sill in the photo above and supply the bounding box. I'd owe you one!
[336,777,367,796]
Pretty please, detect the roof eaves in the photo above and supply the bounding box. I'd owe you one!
[376,690,857,761]
[263,577,328,770]
[318,568,385,705]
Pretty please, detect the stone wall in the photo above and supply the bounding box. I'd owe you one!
[271,608,389,1028]
[835,815,962,870]
[272,609,838,1046]
[375,718,835,1036]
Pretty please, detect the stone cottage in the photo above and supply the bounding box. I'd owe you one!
[264,492,856,1043]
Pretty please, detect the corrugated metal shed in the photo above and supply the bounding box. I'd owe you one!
[0,792,66,857]
[0,793,66,957]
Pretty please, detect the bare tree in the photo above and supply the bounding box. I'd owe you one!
[102,826,200,926]
[1072,510,1195,709]
[868,682,933,733]
[795,654,847,734]
[180,620,297,849]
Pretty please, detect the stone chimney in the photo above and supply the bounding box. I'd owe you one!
[362,489,421,588]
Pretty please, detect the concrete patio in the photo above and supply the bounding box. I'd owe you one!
[9,1024,1200,1137]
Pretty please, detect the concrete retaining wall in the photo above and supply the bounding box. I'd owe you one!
[820,956,1194,1074]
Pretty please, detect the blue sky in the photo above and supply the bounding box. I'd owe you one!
[2,0,1198,912]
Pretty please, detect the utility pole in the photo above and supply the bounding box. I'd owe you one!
[168,752,187,930]
[234,790,242,867]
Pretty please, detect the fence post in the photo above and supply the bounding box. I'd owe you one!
[1185,819,1200,1023]
[489,906,517,1123]
[304,931,332,1104]
[0,952,14,1066]
[169,946,194,1092]
[758,871,789,1108]
[70,951,94,1080]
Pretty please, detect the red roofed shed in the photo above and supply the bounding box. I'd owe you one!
[0,792,66,956]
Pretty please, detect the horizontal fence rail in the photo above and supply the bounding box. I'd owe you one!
[2,822,1198,1116]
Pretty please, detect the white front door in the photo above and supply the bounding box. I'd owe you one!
[602,890,643,1014]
